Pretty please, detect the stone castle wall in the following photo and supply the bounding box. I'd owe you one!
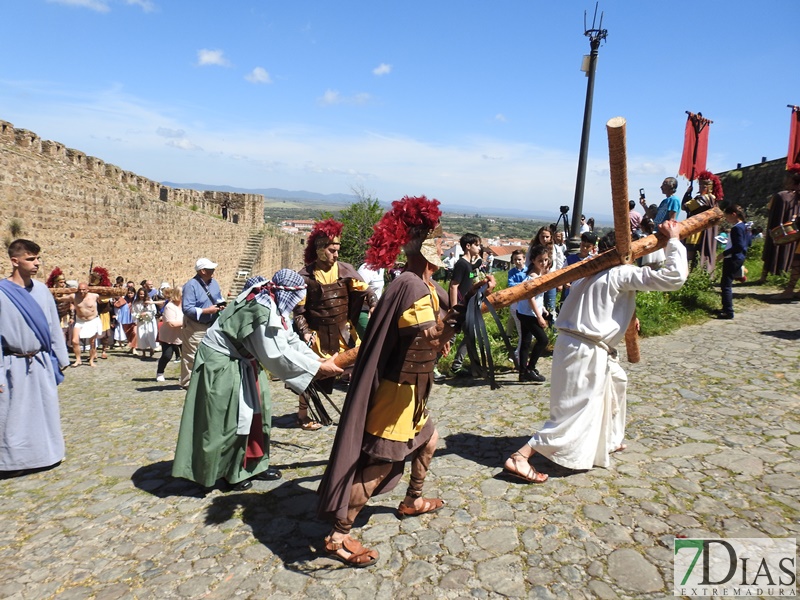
[0,119,300,293]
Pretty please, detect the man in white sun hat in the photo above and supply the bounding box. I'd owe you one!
[180,257,225,388]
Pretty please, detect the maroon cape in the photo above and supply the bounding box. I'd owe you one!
[316,271,448,522]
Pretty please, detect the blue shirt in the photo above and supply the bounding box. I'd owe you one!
[654,195,681,225]
[182,275,223,323]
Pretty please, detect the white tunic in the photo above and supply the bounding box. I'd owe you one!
[528,239,688,470]
[0,280,70,470]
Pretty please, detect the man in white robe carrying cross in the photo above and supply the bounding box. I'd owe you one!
[502,219,688,482]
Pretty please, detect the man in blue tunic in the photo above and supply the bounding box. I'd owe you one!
[0,239,70,474]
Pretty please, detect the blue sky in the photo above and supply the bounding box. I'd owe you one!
[2,0,796,220]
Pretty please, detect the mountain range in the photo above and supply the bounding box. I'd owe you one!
[161,182,608,222]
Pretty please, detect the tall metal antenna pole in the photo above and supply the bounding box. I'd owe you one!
[568,4,607,253]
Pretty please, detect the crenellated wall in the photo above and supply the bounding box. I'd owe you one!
[0,119,300,293]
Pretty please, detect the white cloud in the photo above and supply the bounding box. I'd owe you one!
[197,49,230,67]
[166,138,202,151]
[125,0,156,12]
[245,67,272,84]
[317,89,371,106]
[373,63,392,76]
[47,0,110,12]
[156,127,185,139]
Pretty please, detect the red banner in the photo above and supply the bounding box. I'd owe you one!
[679,112,711,181]
[788,105,800,168]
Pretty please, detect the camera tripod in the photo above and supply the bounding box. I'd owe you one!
[555,209,571,238]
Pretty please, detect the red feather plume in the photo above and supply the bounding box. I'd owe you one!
[90,266,112,287]
[304,219,344,265]
[365,195,441,269]
[46,267,64,288]
[698,170,724,201]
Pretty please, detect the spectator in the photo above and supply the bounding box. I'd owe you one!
[180,258,224,388]
[562,231,597,302]
[114,288,137,352]
[579,215,590,233]
[448,233,483,376]
[132,288,158,358]
[527,227,559,320]
[0,239,70,475]
[156,287,184,381]
[718,205,751,318]
[652,177,681,225]
[629,200,642,238]
[516,245,550,383]
[506,249,527,364]
[356,262,385,337]
[586,217,595,232]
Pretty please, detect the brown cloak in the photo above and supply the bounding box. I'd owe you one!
[316,271,448,522]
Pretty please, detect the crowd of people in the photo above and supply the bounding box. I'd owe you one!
[3,167,798,568]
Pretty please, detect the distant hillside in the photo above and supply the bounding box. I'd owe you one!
[161,182,612,222]
[161,182,357,205]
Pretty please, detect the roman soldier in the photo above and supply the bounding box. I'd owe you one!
[293,219,377,430]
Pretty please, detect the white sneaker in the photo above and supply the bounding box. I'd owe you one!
[156,374,165,382]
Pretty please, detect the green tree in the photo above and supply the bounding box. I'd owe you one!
[319,185,384,267]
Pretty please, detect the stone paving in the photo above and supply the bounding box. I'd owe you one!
[1,291,799,599]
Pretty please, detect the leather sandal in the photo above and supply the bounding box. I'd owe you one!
[502,452,548,483]
[396,497,445,519]
[323,535,379,568]
[296,415,322,431]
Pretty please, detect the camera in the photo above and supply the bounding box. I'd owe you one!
[639,188,646,200]
[559,205,570,214]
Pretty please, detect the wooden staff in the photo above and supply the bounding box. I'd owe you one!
[50,286,127,298]
[606,116,639,362]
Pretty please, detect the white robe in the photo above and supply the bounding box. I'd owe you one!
[528,239,688,470]
[0,279,70,470]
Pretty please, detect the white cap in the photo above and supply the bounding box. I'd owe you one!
[195,258,218,271]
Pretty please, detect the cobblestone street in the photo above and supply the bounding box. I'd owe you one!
[1,292,799,599]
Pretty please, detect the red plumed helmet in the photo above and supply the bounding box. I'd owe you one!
[304,219,344,265]
[90,266,111,287]
[698,170,724,201]
[46,267,64,288]
[365,195,442,269]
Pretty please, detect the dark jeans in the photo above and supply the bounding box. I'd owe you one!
[157,342,181,374]
[720,256,744,315]
[517,311,548,371]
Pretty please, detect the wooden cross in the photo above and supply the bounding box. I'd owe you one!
[333,116,723,369]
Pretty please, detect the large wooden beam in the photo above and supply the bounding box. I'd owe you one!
[484,207,721,311]
[50,286,126,298]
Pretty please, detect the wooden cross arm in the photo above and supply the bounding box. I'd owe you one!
[50,286,127,298]
[483,207,723,312]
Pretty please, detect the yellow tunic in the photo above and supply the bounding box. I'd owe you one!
[296,262,370,357]
[364,284,438,442]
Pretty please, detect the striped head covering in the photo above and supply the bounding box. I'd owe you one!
[264,269,307,318]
